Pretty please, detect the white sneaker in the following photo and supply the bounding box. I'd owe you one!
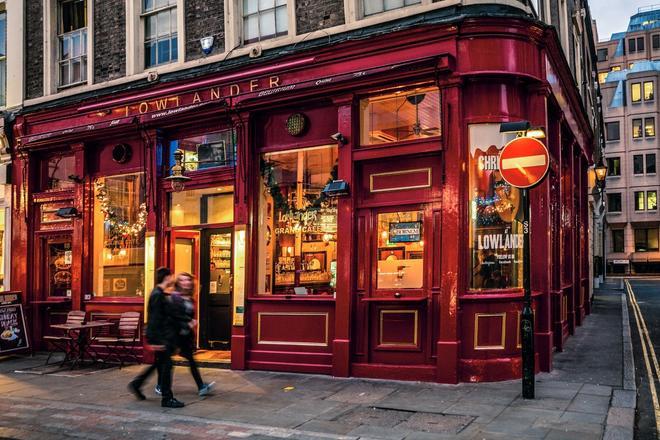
[155,385,162,395]
[198,382,215,397]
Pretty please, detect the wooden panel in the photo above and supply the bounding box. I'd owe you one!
[379,310,418,347]
[257,312,328,346]
[370,168,431,193]
[474,313,506,350]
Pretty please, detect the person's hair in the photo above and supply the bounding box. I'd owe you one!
[155,267,172,285]
[174,272,194,295]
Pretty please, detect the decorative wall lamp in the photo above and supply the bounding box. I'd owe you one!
[499,121,546,139]
[330,132,348,146]
[322,180,350,197]
[594,158,607,191]
[164,149,191,192]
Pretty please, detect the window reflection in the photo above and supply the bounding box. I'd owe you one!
[168,130,236,172]
[170,186,234,226]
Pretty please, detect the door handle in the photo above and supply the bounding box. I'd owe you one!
[394,292,402,298]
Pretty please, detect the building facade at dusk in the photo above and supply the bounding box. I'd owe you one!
[10,0,600,383]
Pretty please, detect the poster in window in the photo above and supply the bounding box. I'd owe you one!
[389,221,422,243]
[468,124,524,290]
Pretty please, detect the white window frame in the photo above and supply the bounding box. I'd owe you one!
[228,0,295,48]
[142,0,178,68]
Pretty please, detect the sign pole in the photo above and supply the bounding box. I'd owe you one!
[521,188,535,399]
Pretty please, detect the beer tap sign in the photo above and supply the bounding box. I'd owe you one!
[498,135,549,400]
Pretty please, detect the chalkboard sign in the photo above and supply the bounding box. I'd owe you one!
[0,293,29,354]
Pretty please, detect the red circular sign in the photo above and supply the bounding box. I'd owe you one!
[498,137,550,188]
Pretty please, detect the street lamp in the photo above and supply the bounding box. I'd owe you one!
[164,149,191,192]
[594,160,608,186]
[593,158,607,281]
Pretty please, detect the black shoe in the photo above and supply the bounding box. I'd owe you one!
[128,381,145,401]
[161,397,185,408]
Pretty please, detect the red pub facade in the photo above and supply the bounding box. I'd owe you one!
[11,6,595,383]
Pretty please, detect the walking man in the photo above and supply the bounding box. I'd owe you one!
[128,267,185,408]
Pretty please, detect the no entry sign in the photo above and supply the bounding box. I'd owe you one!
[498,137,549,188]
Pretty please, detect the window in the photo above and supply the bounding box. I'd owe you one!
[629,38,636,53]
[648,191,658,210]
[611,66,621,72]
[468,124,523,290]
[647,154,656,174]
[634,155,644,174]
[635,191,645,210]
[376,211,424,289]
[612,230,624,253]
[167,129,236,172]
[607,193,622,212]
[257,145,338,295]
[58,0,87,87]
[363,0,421,16]
[607,157,621,176]
[632,83,642,102]
[645,81,655,100]
[633,119,643,138]
[45,236,73,297]
[0,10,5,107]
[170,186,234,226]
[360,87,441,145]
[243,0,288,44]
[639,37,646,51]
[144,0,177,68]
[630,63,636,69]
[654,34,660,49]
[93,173,147,297]
[40,155,76,191]
[598,72,608,84]
[606,121,620,140]
[635,228,659,251]
[597,48,608,62]
[646,117,656,137]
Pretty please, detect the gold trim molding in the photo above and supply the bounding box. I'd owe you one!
[474,312,506,350]
[257,312,329,347]
[369,168,432,193]
[379,309,418,347]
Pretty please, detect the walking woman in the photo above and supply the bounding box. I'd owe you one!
[156,272,214,397]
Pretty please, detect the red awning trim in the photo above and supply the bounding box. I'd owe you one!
[20,116,136,146]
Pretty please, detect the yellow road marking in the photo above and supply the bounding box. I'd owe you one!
[626,279,660,436]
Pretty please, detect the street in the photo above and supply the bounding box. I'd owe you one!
[625,278,660,439]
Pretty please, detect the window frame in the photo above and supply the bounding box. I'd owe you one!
[647,153,657,174]
[612,229,624,253]
[597,48,608,62]
[633,118,643,139]
[57,0,88,89]
[142,0,178,68]
[605,121,620,141]
[606,157,621,176]
[647,190,658,210]
[638,36,645,52]
[241,0,290,45]
[633,154,644,175]
[635,228,659,252]
[629,38,637,53]
[632,82,642,103]
[635,190,645,211]
[607,192,622,213]
[654,34,660,50]
[646,117,656,137]
[644,81,655,101]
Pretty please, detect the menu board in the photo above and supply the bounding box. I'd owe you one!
[0,293,29,354]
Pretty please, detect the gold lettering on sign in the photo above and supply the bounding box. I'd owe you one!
[210,87,221,100]
[250,79,259,92]
[192,92,201,103]
[229,84,240,96]
[155,98,169,111]
[270,76,280,87]
[138,102,149,114]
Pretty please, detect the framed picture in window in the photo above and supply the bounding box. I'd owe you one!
[197,140,227,167]
[378,247,405,261]
[303,251,326,271]
[112,278,127,292]
[407,250,424,260]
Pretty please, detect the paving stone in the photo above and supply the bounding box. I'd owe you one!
[558,410,606,424]
[566,393,611,414]
[345,424,408,440]
[394,412,474,434]
[326,383,396,404]
[544,429,602,440]
[580,384,613,396]
[606,407,635,427]
[611,389,636,408]
[509,396,572,411]
[335,406,410,428]
[294,419,359,435]
[603,425,634,440]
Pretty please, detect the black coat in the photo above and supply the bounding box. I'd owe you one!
[145,286,178,348]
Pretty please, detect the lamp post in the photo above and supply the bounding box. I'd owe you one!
[164,149,192,192]
[594,159,607,281]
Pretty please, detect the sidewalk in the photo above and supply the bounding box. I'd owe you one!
[0,288,634,440]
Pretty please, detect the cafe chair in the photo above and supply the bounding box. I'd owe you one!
[96,311,141,369]
[44,310,86,365]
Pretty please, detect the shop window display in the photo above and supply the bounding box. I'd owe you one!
[360,87,440,145]
[257,145,338,295]
[376,211,424,289]
[168,129,236,172]
[92,173,147,297]
[468,124,523,290]
[170,186,234,226]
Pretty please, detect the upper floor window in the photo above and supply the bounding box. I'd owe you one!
[363,0,421,16]
[635,228,659,251]
[167,129,236,173]
[646,117,656,137]
[607,157,621,176]
[633,118,643,138]
[40,155,76,192]
[634,154,644,175]
[58,0,87,87]
[611,65,621,72]
[598,72,608,84]
[648,153,656,174]
[629,36,645,53]
[612,229,624,253]
[607,193,622,212]
[597,48,608,62]
[606,121,620,141]
[654,34,660,50]
[645,81,655,100]
[632,83,642,102]
[144,0,177,68]
[243,0,288,44]
[360,86,440,145]
[0,9,5,107]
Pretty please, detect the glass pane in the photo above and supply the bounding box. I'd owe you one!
[47,239,73,297]
[648,191,657,210]
[384,0,405,10]
[158,38,171,63]
[634,155,644,174]
[145,42,157,67]
[276,0,287,6]
[636,192,645,210]
[60,37,70,60]
[155,0,169,9]
[405,0,421,4]
[633,120,643,138]
[171,35,178,62]
[0,60,5,107]
[244,15,259,42]
[0,13,6,56]
[42,155,76,191]
[93,173,147,297]
[646,118,655,137]
[259,10,276,39]
[71,33,81,58]
[168,130,236,172]
[174,238,194,276]
[645,81,654,100]
[468,124,524,290]
[275,5,288,34]
[244,0,258,15]
[650,229,659,250]
[170,187,235,226]
[170,8,177,33]
[143,0,154,12]
[376,211,424,289]
[71,59,81,83]
[146,15,157,39]
[632,83,642,102]
[81,57,87,81]
[361,87,441,145]
[259,0,275,9]
[258,145,339,295]
[209,233,232,295]
[647,154,656,173]
[157,10,171,37]
[364,0,383,15]
[60,62,70,86]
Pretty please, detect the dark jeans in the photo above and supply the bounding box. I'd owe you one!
[179,335,204,389]
[132,346,174,400]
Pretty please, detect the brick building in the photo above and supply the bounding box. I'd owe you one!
[10,0,602,382]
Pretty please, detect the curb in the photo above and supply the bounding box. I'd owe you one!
[603,288,637,440]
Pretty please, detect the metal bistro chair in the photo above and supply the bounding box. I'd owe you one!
[44,310,86,365]
[96,311,141,368]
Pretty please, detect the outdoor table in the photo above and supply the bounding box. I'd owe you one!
[49,321,115,369]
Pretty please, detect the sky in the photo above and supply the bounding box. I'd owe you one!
[590,0,646,41]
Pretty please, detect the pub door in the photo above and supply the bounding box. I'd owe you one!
[357,205,433,365]
[199,228,233,349]
[170,230,200,346]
